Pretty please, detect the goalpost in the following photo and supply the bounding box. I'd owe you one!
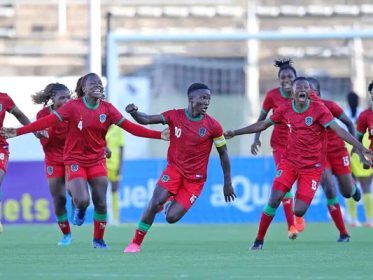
[106,29,373,157]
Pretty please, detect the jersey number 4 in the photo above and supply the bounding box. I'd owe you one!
[77,120,83,131]
[175,126,182,138]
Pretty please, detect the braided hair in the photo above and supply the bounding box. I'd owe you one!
[274,58,297,78]
[368,80,373,92]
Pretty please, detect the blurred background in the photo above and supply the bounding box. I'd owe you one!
[1,0,373,159]
[1,0,372,224]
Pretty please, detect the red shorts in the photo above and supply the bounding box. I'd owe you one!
[326,149,351,175]
[273,159,323,205]
[0,150,9,173]
[157,165,204,211]
[273,149,285,167]
[65,161,107,182]
[45,163,65,179]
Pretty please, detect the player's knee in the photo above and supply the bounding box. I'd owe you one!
[166,213,180,224]
[74,197,90,209]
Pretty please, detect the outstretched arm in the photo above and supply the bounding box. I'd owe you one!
[251,111,268,155]
[329,122,372,164]
[118,119,169,140]
[224,120,272,139]
[1,114,60,139]
[217,144,236,202]
[125,103,164,125]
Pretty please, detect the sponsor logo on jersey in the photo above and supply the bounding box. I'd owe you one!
[0,104,2,112]
[305,116,313,126]
[198,127,207,137]
[99,114,107,123]
[0,153,4,161]
[190,194,198,204]
[47,166,54,175]
[161,174,170,182]
[275,169,282,177]
[71,164,79,172]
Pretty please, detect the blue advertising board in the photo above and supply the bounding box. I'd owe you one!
[1,157,364,224]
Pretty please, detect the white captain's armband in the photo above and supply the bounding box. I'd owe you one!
[213,135,226,148]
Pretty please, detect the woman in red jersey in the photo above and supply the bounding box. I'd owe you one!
[0,90,36,233]
[225,77,372,250]
[2,73,169,249]
[32,83,72,246]
[250,58,302,239]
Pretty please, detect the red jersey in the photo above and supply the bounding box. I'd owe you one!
[321,99,346,154]
[262,87,291,151]
[161,108,225,181]
[357,108,373,151]
[268,99,335,169]
[0,92,15,152]
[54,97,124,167]
[37,106,68,165]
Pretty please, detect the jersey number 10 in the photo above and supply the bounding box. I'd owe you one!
[175,126,181,138]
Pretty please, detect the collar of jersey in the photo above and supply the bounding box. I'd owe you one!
[184,108,203,121]
[280,87,291,99]
[83,96,100,110]
[292,99,310,113]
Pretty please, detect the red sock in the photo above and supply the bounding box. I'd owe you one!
[328,203,348,235]
[132,229,148,245]
[58,220,71,235]
[93,220,107,240]
[256,212,275,241]
[282,198,294,229]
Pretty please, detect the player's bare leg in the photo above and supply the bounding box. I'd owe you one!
[336,173,361,201]
[0,169,6,233]
[68,178,90,226]
[48,177,72,246]
[90,176,110,249]
[358,176,373,227]
[320,170,350,242]
[165,201,187,224]
[251,188,287,250]
[124,185,170,253]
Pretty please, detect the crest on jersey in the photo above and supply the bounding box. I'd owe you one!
[71,164,79,172]
[198,127,207,137]
[305,116,313,126]
[47,166,54,175]
[161,174,170,182]
[276,169,283,177]
[99,114,107,123]
[0,104,2,112]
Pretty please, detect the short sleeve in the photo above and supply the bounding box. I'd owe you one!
[54,102,72,121]
[329,101,344,119]
[5,94,15,113]
[268,105,284,124]
[210,119,226,148]
[317,104,335,128]
[108,103,125,125]
[160,110,174,125]
[356,112,367,136]
[262,93,273,114]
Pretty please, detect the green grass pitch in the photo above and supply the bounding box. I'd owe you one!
[0,223,372,279]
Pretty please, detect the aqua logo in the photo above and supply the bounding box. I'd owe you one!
[276,169,283,177]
